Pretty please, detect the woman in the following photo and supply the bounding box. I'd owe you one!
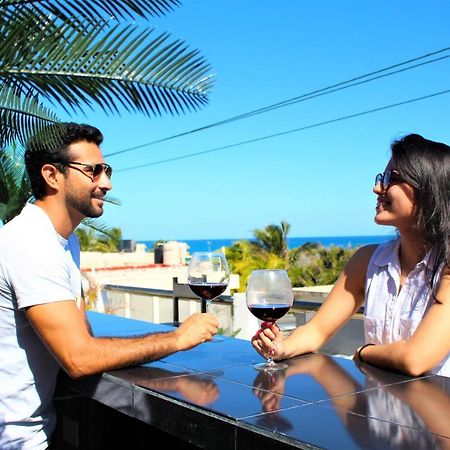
[252,134,450,377]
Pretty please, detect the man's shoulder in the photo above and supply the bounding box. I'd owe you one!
[0,205,59,256]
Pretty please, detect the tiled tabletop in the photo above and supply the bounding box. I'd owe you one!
[61,312,450,449]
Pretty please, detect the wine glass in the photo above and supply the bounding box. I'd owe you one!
[187,252,230,342]
[246,269,293,371]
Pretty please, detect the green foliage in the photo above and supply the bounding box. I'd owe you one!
[226,221,290,291]
[75,225,122,252]
[0,84,60,150]
[0,0,212,120]
[288,244,355,287]
[225,221,356,291]
[252,220,290,260]
[0,143,31,222]
[225,239,286,292]
[218,327,241,338]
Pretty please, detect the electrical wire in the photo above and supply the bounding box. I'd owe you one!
[105,46,450,158]
[116,88,450,173]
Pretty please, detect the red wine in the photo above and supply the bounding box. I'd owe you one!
[188,283,227,300]
[247,304,291,321]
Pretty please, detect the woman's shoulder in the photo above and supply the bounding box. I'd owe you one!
[335,244,380,294]
[352,239,398,263]
[344,243,387,279]
[351,243,380,262]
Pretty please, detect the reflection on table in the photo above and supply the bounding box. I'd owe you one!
[113,365,219,406]
[249,354,450,450]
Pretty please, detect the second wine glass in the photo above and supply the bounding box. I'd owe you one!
[187,251,230,342]
[246,269,293,370]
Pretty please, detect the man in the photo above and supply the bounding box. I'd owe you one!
[0,122,218,450]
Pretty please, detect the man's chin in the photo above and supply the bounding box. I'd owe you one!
[86,208,104,219]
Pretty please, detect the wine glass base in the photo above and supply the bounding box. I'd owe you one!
[210,335,224,343]
[254,361,287,371]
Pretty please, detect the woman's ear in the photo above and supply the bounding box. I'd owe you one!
[41,163,62,192]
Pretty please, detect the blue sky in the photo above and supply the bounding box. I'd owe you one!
[59,0,450,241]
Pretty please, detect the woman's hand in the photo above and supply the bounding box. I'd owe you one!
[251,321,286,361]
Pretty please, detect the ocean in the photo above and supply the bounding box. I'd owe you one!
[139,234,396,253]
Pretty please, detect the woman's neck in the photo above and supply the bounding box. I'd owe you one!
[398,233,427,273]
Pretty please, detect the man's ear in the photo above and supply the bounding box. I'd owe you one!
[41,163,62,191]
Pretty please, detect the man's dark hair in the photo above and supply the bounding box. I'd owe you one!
[25,122,103,199]
[391,133,450,279]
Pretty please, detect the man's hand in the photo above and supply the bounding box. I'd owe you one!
[175,313,219,350]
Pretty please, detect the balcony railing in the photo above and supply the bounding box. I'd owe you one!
[93,282,364,356]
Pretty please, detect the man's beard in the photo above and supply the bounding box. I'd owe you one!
[67,191,103,218]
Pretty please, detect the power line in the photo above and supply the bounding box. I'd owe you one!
[106,46,450,158]
[116,88,450,173]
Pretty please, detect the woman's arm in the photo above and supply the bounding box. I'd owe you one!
[355,265,450,376]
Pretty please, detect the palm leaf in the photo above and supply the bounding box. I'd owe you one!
[252,221,290,258]
[1,13,213,116]
[0,0,214,223]
[0,0,181,20]
[81,218,119,239]
[0,84,60,148]
[0,144,31,222]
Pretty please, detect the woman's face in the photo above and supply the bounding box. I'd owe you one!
[373,159,416,233]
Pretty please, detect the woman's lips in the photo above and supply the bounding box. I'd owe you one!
[376,196,390,212]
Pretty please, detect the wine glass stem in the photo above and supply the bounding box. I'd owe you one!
[266,321,276,365]
[267,348,275,365]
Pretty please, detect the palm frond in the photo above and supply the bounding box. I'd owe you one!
[0,84,60,148]
[0,0,214,223]
[81,218,118,239]
[103,194,121,206]
[1,14,213,116]
[0,0,181,20]
[0,144,31,222]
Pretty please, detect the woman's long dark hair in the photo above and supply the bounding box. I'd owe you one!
[391,134,450,285]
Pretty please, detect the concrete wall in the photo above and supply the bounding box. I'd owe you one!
[81,251,155,270]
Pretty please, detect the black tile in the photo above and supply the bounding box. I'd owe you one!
[320,374,450,439]
[241,403,446,450]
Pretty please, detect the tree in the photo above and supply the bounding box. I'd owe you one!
[252,221,290,260]
[74,226,97,251]
[0,144,30,222]
[226,221,290,291]
[226,221,356,291]
[288,243,355,287]
[75,225,123,252]
[0,0,214,222]
[94,227,122,252]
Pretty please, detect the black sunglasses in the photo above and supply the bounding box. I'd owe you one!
[374,169,404,191]
[59,161,113,182]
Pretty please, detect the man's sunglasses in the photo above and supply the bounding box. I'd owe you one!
[59,161,113,182]
[374,169,404,191]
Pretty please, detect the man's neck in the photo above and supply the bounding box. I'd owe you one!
[33,199,81,239]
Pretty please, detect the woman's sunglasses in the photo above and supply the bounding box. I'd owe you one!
[374,169,404,191]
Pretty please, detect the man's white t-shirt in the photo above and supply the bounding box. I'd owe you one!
[0,203,81,450]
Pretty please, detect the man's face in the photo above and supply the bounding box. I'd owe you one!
[63,141,112,220]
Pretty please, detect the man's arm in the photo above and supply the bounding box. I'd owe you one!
[26,301,218,378]
[79,287,93,336]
